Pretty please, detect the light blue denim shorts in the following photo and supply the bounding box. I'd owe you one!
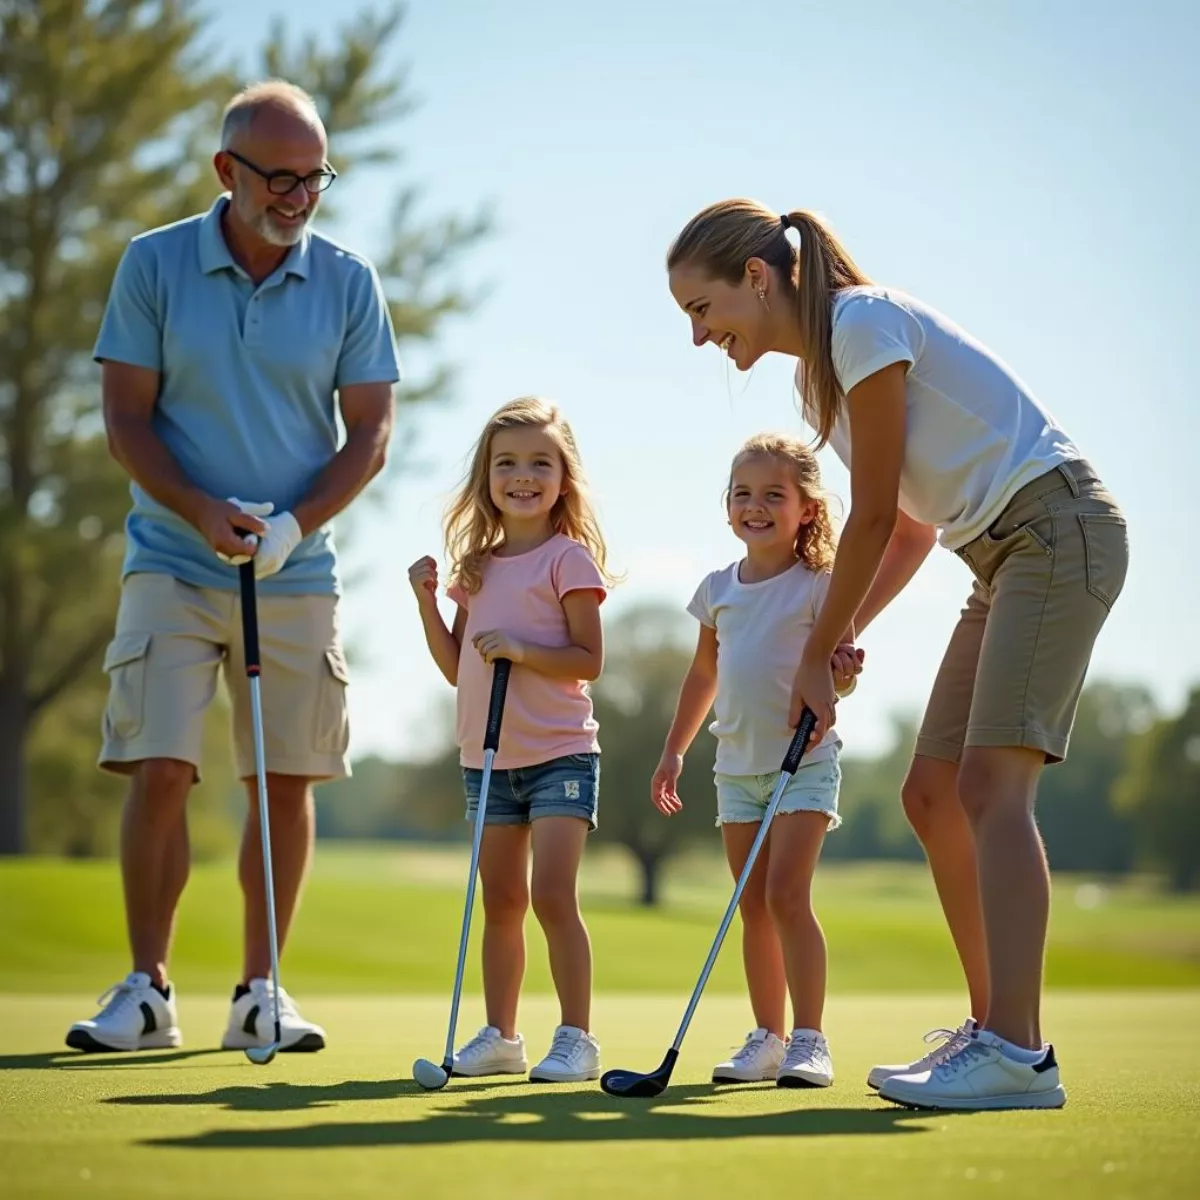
[462,752,599,831]
[715,756,841,830]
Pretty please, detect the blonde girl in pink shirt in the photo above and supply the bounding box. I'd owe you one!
[408,396,617,1083]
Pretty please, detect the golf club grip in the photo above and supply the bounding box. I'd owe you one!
[781,708,819,774]
[235,547,260,675]
[483,658,512,752]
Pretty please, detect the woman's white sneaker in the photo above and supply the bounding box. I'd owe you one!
[867,1018,978,1090]
[529,1025,601,1083]
[451,1026,528,1076]
[878,1029,1066,1111]
[221,978,326,1052]
[712,1028,786,1083]
[65,972,182,1052]
[777,1028,834,1088]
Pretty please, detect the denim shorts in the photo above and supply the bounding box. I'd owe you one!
[715,756,841,830]
[463,752,599,830]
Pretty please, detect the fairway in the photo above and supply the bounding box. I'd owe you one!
[3,993,1198,1200]
[4,853,1200,1198]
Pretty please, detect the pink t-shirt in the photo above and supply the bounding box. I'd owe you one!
[447,534,607,769]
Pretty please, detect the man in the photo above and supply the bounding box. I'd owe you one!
[66,80,401,1053]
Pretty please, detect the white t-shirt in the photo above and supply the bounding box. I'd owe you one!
[796,286,1081,550]
[688,559,841,776]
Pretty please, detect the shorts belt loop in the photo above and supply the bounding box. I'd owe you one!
[1057,459,1083,497]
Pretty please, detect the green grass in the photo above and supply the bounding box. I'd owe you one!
[3,851,1199,1197]
[2,846,1199,995]
[3,993,1198,1199]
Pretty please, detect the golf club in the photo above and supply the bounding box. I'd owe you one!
[600,707,819,1098]
[413,657,513,1091]
[236,551,284,1067]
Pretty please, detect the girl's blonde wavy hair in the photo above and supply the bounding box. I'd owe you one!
[444,397,617,595]
[727,433,838,572]
[667,199,872,448]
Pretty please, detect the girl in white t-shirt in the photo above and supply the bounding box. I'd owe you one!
[665,200,1129,1112]
[651,433,861,1089]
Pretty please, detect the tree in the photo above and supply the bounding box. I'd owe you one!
[1116,687,1200,892]
[590,604,718,906]
[0,0,487,854]
[1036,681,1154,874]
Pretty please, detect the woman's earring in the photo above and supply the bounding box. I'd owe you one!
[757,289,770,312]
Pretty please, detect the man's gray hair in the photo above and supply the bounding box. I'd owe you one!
[220,80,324,150]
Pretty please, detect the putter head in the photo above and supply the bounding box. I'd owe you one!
[600,1048,678,1098]
[413,1057,451,1091]
[245,1041,280,1066]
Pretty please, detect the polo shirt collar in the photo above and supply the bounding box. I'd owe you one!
[198,193,312,280]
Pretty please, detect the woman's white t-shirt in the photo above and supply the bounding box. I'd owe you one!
[688,559,841,776]
[797,286,1081,550]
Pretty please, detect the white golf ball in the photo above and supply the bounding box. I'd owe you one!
[413,1057,448,1090]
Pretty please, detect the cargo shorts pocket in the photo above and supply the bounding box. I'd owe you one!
[102,633,152,741]
[313,645,350,754]
[1078,512,1129,611]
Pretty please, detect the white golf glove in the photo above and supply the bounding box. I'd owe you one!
[216,498,274,566]
[251,510,303,580]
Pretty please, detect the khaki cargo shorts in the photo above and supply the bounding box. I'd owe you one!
[916,459,1129,765]
[99,572,351,781]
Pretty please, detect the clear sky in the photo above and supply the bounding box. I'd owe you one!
[203,0,1198,761]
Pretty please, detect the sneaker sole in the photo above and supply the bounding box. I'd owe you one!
[712,1070,779,1083]
[528,1068,601,1083]
[879,1084,1067,1111]
[449,1064,528,1077]
[65,1027,182,1053]
[777,1072,833,1089]
[220,1031,326,1053]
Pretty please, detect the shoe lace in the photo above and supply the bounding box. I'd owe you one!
[932,1037,990,1080]
[549,1027,586,1064]
[922,1024,971,1067]
[731,1030,769,1064]
[94,979,140,1019]
[459,1028,500,1059]
[784,1032,826,1068]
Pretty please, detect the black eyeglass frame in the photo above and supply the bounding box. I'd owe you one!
[224,149,338,196]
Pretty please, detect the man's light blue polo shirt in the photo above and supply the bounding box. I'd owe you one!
[94,194,402,595]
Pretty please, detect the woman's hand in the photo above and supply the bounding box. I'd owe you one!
[789,649,838,743]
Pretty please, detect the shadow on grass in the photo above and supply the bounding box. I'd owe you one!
[139,1082,946,1148]
[0,1048,227,1071]
[108,1076,527,1111]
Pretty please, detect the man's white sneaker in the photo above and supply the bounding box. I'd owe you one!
[221,978,326,1052]
[777,1028,834,1088]
[451,1026,528,1076]
[65,972,182,1052]
[867,1017,978,1090]
[529,1025,601,1083]
[712,1028,786,1083]
[878,1029,1067,1111]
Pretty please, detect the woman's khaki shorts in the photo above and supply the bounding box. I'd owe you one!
[98,572,351,781]
[916,459,1129,765]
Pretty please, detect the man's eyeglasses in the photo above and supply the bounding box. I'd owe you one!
[224,150,338,196]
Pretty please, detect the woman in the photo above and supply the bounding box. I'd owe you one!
[666,199,1129,1111]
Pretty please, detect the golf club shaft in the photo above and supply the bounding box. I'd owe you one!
[668,709,818,1052]
[239,557,282,1043]
[443,745,493,1065]
[441,658,512,1067]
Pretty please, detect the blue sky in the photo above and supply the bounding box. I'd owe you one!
[204,0,1198,761]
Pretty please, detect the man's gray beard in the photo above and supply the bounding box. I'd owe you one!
[233,189,312,247]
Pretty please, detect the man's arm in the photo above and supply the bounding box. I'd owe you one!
[101,360,265,559]
[291,381,394,537]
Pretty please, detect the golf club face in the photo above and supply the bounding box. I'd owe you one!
[600,1049,677,1098]
[245,1043,280,1065]
[413,1057,451,1091]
